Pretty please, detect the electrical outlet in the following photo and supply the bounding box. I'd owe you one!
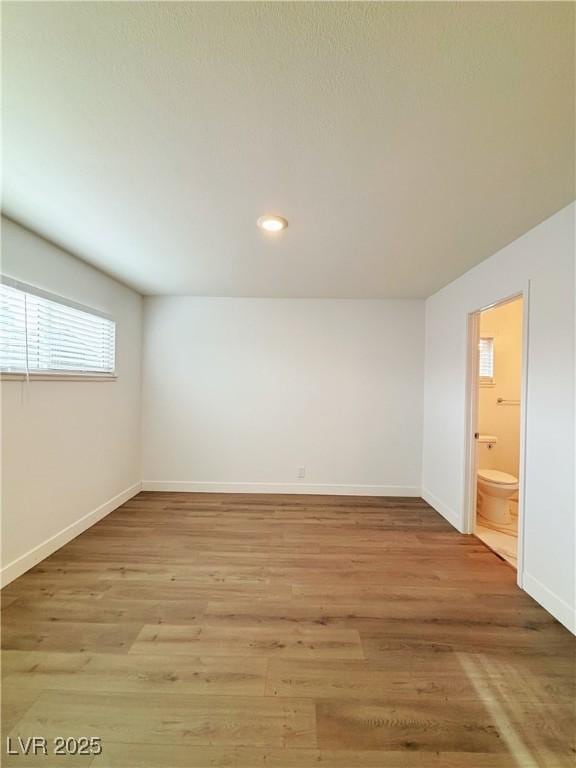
[297,467,306,479]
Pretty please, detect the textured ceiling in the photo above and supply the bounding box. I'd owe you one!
[2,2,574,297]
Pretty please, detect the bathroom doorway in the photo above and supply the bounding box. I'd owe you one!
[465,293,527,574]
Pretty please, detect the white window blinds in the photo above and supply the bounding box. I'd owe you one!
[478,337,494,380]
[0,280,116,376]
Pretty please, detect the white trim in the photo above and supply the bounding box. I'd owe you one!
[141,481,420,497]
[421,487,464,532]
[0,482,141,587]
[1,373,117,382]
[523,572,576,635]
[516,285,531,588]
[463,311,480,535]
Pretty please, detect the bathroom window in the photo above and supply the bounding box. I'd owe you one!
[479,337,494,385]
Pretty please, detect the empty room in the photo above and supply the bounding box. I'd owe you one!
[1,2,575,767]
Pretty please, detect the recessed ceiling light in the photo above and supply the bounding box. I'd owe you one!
[257,215,288,233]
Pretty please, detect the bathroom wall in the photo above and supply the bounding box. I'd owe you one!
[478,298,523,477]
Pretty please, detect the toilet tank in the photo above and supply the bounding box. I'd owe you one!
[477,435,498,469]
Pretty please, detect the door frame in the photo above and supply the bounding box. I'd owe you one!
[463,285,530,588]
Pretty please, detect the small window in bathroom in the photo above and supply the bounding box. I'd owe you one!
[479,337,494,385]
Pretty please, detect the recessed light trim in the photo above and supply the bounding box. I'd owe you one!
[257,215,288,232]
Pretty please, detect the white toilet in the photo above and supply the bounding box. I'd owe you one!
[476,436,518,525]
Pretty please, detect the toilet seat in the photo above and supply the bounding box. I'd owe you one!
[478,468,518,486]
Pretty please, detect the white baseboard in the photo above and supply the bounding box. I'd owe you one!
[523,572,576,635]
[1,482,142,588]
[421,487,464,532]
[141,480,420,497]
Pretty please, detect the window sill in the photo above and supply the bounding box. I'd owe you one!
[1,373,117,382]
[479,379,495,387]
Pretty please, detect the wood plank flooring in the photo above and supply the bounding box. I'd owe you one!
[2,492,575,767]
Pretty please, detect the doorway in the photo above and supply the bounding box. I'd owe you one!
[465,293,528,577]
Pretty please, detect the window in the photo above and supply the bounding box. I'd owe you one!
[0,279,116,377]
[478,336,494,384]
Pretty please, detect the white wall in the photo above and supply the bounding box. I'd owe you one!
[422,203,575,632]
[478,298,523,477]
[142,298,424,496]
[1,218,142,585]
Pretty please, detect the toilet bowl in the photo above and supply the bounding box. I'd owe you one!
[477,468,518,525]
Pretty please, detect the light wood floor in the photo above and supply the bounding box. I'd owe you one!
[2,492,575,767]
